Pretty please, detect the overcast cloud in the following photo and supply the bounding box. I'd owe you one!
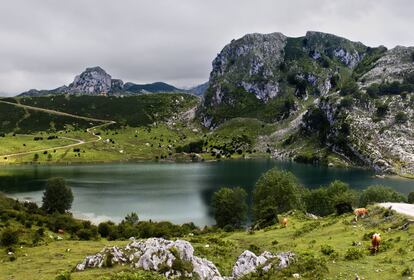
[0,0,413,96]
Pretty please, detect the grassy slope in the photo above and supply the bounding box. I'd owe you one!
[1,206,413,280]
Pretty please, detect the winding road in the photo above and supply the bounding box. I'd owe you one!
[0,100,116,158]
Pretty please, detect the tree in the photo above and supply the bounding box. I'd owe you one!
[359,185,406,207]
[253,168,304,226]
[326,180,357,215]
[211,187,248,229]
[123,212,139,225]
[304,188,332,216]
[41,177,73,214]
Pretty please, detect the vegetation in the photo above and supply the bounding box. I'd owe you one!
[42,178,74,214]
[211,187,248,229]
[252,168,305,226]
[359,185,407,207]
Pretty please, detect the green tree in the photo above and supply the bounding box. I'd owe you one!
[123,212,139,225]
[211,187,248,229]
[304,188,332,216]
[41,177,73,214]
[359,185,406,207]
[326,180,357,215]
[253,168,304,226]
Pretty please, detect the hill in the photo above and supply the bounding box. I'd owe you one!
[18,67,189,97]
[197,31,414,176]
[1,191,414,279]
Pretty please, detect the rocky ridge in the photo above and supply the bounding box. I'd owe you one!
[76,237,295,279]
[198,31,414,176]
[18,67,188,97]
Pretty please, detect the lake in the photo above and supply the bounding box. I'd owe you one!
[0,160,413,226]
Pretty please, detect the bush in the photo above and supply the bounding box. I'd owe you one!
[253,168,305,226]
[98,221,116,238]
[408,192,414,204]
[344,248,364,260]
[321,244,335,256]
[0,228,19,247]
[304,188,332,216]
[395,112,408,124]
[55,271,71,280]
[339,79,359,96]
[211,187,248,229]
[326,181,357,215]
[359,185,406,207]
[42,178,73,214]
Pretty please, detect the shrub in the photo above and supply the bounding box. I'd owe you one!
[0,228,18,247]
[55,271,71,280]
[253,168,305,226]
[211,187,248,229]
[339,79,359,96]
[344,248,364,260]
[326,181,357,215]
[359,185,406,207]
[408,192,414,204]
[76,228,98,240]
[98,221,116,238]
[304,188,332,216]
[395,112,408,124]
[375,102,389,118]
[42,178,73,214]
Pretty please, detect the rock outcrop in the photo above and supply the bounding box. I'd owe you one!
[76,237,295,279]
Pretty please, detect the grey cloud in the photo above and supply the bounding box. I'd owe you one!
[0,0,413,95]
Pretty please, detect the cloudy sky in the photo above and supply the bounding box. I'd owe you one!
[0,0,413,96]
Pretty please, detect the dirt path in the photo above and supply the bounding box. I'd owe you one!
[0,100,115,158]
[378,203,414,217]
[0,100,111,123]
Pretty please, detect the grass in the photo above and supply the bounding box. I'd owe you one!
[1,206,413,279]
[0,134,76,156]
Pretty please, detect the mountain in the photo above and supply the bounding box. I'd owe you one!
[188,82,209,96]
[198,31,414,176]
[19,67,187,97]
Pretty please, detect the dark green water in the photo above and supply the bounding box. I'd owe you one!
[0,160,412,225]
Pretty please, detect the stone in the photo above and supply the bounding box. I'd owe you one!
[76,238,295,280]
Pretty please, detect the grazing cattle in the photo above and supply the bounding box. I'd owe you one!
[371,233,381,253]
[57,229,65,234]
[354,208,369,221]
[281,217,288,227]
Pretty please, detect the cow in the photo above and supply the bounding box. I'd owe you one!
[280,217,288,227]
[354,208,368,221]
[371,233,381,254]
[57,229,65,234]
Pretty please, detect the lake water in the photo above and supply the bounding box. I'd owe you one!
[0,160,413,226]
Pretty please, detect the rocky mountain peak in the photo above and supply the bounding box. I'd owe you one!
[69,66,114,94]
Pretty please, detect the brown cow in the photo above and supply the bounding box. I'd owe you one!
[354,208,368,221]
[280,217,288,227]
[57,229,65,234]
[371,233,381,254]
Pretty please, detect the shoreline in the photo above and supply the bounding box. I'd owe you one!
[0,156,412,180]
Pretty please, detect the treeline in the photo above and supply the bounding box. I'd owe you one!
[211,168,409,230]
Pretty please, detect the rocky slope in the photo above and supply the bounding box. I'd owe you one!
[19,67,187,97]
[199,31,414,175]
[76,237,294,280]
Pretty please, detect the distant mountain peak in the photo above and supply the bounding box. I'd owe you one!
[18,67,191,97]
